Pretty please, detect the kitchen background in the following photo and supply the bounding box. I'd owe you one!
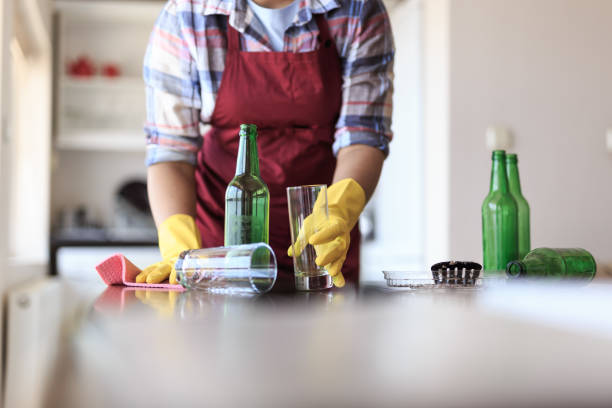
[1,0,611,290]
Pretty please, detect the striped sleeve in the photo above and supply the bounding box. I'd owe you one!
[144,1,203,166]
[333,0,394,157]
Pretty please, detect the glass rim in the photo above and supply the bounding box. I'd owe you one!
[286,184,327,192]
[248,243,277,293]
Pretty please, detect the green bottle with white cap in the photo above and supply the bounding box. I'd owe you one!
[505,153,530,259]
[482,150,519,271]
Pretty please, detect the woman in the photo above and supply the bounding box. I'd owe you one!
[136,0,394,290]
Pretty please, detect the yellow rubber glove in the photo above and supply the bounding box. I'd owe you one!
[135,214,202,285]
[288,178,366,287]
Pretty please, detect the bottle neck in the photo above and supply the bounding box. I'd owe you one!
[489,157,509,193]
[506,261,525,277]
[506,161,522,195]
[235,133,260,176]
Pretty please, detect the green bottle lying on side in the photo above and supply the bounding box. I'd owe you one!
[506,248,596,280]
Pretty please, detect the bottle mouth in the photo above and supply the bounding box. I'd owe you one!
[239,124,257,137]
[506,153,518,163]
[506,261,524,277]
[492,150,506,160]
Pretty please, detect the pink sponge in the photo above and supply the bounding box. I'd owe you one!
[95,253,183,290]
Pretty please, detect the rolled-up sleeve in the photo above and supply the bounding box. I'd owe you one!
[334,0,395,157]
[144,2,202,166]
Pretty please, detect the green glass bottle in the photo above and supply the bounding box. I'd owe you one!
[506,248,596,280]
[506,154,530,259]
[482,150,518,271]
[224,124,270,245]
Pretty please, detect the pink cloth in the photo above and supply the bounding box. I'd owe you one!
[95,253,183,290]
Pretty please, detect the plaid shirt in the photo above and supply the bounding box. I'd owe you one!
[144,0,394,166]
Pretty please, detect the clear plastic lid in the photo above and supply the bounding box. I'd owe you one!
[382,270,501,290]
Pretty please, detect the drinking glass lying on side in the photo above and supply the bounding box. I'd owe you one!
[175,243,277,294]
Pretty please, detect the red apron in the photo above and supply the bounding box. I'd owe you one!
[195,14,360,291]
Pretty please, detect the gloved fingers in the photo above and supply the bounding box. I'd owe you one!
[309,218,347,245]
[146,263,172,284]
[325,255,345,277]
[311,206,330,231]
[136,263,159,283]
[135,271,147,284]
[288,230,308,257]
[169,265,178,285]
[288,214,315,257]
[332,271,345,288]
[314,237,346,267]
[313,188,328,212]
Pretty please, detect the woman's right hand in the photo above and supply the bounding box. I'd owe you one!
[136,214,202,284]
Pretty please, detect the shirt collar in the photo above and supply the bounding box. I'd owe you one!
[203,0,341,32]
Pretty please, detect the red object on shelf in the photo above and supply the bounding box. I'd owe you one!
[101,63,121,78]
[67,56,96,77]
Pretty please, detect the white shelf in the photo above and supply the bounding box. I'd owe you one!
[60,76,144,92]
[56,129,146,152]
[55,1,165,23]
[57,76,147,151]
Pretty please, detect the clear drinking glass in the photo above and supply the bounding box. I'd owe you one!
[174,243,277,294]
[287,185,332,291]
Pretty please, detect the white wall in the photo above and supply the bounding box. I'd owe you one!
[447,0,612,263]
[361,0,425,278]
[422,0,449,268]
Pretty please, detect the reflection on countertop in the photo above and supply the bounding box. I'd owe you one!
[92,283,358,318]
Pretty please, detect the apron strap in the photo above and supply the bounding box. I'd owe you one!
[227,19,240,51]
[314,14,333,44]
